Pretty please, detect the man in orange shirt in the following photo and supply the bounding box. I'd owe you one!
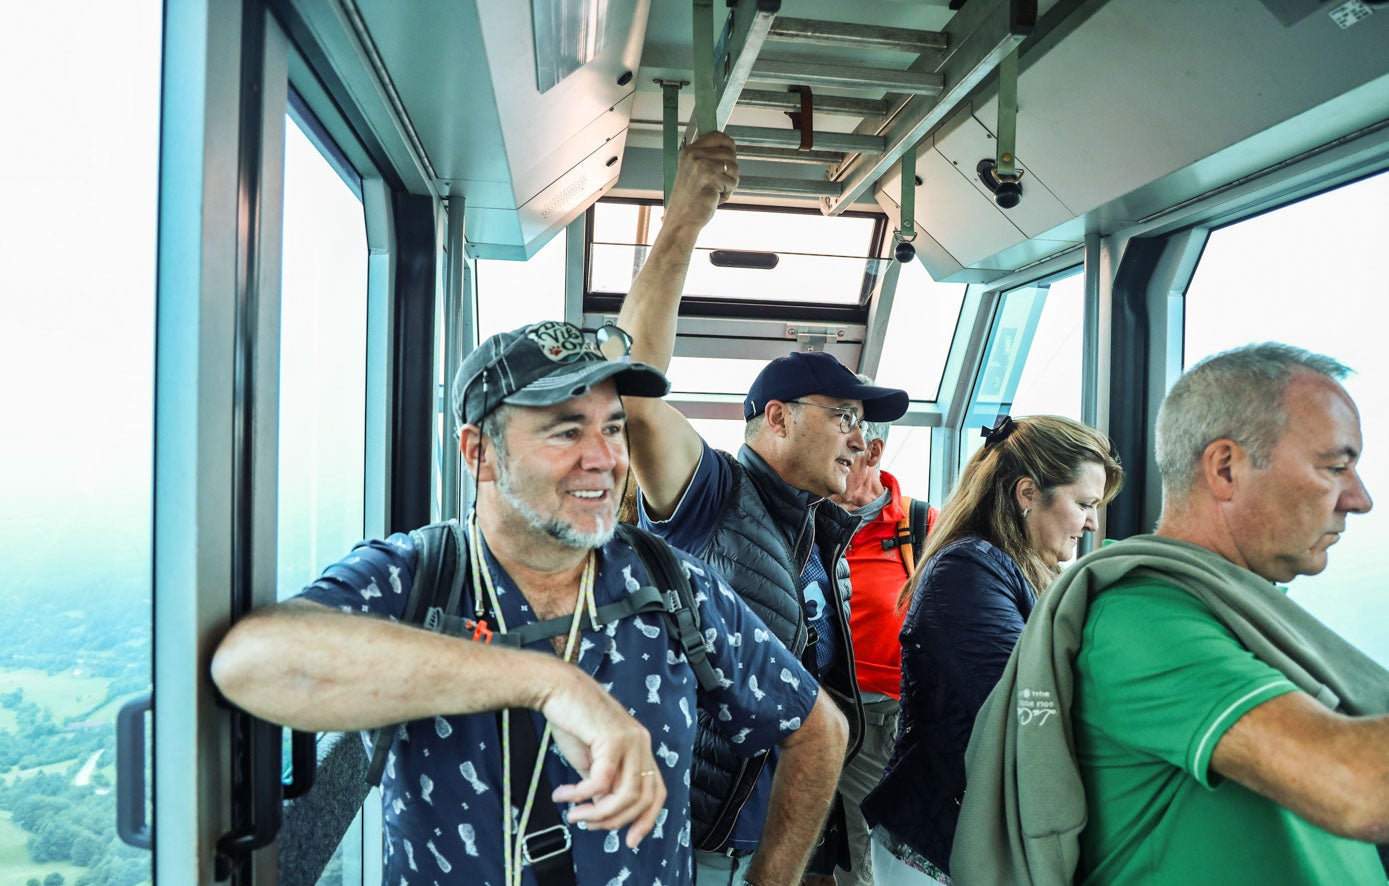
[830,396,935,886]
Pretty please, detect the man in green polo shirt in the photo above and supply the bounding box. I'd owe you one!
[1071,342,1382,883]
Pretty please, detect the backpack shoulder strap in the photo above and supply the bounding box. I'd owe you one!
[407,520,469,620]
[615,523,721,693]
[910,497,932,555]
[891,496,916,574]
[364,520,468,786]
[889,496,935,576]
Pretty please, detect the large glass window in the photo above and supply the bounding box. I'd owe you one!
[1007,272,1084,419]
[961,268,1084,468]
[0,4,161,884]
[875,257,967,403]
[276,112,370,886]
[587,201,884,307]
[667,357,768,396]
[276,114,369,599]
[475,232,567,340]
[1183,168,1389,667]
[880,428,934,504]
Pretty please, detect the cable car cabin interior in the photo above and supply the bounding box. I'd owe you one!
[3,0,1388,882]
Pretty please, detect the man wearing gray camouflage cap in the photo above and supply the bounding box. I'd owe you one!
[212,320,845,885]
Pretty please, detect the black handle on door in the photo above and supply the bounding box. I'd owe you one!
[283,729,316,799]
[215,714,284,878]
[116,692,154,849]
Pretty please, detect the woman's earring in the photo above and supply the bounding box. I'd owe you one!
[1021,508,1030,519]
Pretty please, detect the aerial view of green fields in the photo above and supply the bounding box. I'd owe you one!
[0,568,152,886]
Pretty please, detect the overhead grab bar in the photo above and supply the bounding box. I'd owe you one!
[657,79,688,203]
[977,45,1024,209]
[995,44,1020,180]
[822,0,1036,216]
[690,0,718,139]
[686,0,781,143]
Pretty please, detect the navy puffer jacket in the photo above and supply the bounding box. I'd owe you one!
[690,446,863,849]
[861,535,1035,874]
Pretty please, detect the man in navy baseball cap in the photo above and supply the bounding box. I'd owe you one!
[612,130,908,883]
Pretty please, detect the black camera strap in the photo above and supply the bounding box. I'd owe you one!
[496,707,576,886]
[474,582,578,886]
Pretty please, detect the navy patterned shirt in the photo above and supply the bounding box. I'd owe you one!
[296,526,818,886]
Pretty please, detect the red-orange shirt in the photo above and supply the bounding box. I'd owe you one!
[844,470,917,699]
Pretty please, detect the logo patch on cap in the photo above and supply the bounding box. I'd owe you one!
[525,320,589,363]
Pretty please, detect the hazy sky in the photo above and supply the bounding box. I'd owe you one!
[1,3,161,577]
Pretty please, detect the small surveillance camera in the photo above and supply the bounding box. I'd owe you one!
[993,180,1022,209]
[894,240,916,263]
[976,158,1024,210]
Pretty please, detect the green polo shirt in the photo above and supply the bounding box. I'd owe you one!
[1072,579,1385,885]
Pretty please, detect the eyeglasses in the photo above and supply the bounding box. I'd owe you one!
[592,323,633,362]
[524,321,633,363]
[784,400,863,434]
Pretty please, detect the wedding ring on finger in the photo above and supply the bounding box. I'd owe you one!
[640,769,657,778]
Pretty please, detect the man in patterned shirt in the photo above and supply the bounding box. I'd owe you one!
[211,320,846,885]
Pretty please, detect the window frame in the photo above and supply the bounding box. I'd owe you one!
[582,197,890,325]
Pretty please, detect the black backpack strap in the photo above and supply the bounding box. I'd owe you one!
[910,497,931,555]
[615,523,721,693]
[364,521,467,787]
[884,497,933,575]
[883,496,916,552]
[430,586,668,648]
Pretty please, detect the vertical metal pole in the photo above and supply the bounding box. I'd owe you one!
[459,258,479,519]
[899,147,917,241]
[658,80,685,204]
[1082,232,1102,430]
[691,0,717,139]
[995,47,1019,177]
[440,197,466,522]
[362,175,396,540]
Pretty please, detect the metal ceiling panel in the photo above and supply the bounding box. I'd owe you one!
[352,0,650,257]
[320,0,1386,271]
[931,110,1074,240]
[467,95,634,261]
[914,0,1389,278]
[882,136,1027,272]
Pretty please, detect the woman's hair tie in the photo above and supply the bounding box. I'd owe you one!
[981,414,1017,447]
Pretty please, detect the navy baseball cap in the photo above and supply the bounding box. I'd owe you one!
[452,321,670,428]
[743,351,909,422]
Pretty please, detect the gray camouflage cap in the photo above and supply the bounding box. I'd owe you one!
[451,321,670,429]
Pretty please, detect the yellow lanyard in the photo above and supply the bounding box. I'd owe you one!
[467,513,596,885]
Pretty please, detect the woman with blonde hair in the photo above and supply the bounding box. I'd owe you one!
[862,414,1123,884]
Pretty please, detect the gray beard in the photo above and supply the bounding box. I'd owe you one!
[494,457,615,550]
